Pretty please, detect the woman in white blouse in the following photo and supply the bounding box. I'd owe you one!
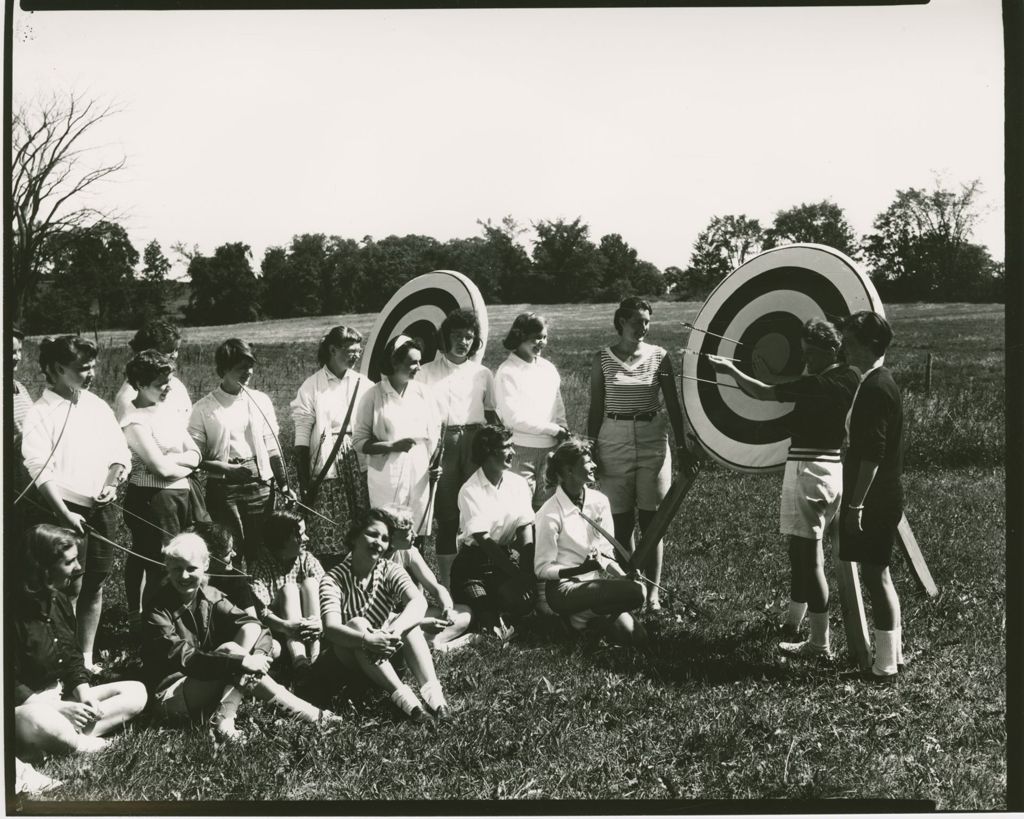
[290,326,372,561]
[534,437,646,646]
[351,336,441,533]
[121,351,203,624]
[494,313,568,511]
[188,339,292,568]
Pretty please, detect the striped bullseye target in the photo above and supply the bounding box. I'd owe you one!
[361,270,488,382]
[682,244,884,473]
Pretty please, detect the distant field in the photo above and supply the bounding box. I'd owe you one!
[13,301,1006,808]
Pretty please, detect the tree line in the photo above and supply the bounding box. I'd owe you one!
[11,93,1004,334]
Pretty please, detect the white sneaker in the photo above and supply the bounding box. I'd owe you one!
[210,718,245,743]
[16,760,62,795]
[779,639,834,660]
[432,632,482,654]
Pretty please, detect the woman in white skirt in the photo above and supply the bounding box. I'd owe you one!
[352,336,441,534]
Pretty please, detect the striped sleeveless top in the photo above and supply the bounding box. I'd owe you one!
[121,404,192,490]
[600,344,666,415]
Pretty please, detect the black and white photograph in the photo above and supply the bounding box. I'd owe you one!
[5,0,1012,810]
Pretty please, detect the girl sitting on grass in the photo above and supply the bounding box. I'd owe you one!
[319,509,451,721]
[377,506,475,652]
[535,437,647,646]
[142,533,339,742]
[14,525,148,764]
[248,510,325,671]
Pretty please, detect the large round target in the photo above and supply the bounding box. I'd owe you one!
[361,270,488,382]
[682,244,884,473]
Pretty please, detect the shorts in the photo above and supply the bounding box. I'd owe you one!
[779,459,843,539]
[596,415,671,514]
[510,444,556,511]
[838,483,904,567]
[64,501,118,578]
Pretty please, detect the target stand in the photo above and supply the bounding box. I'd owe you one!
[361,269,488,382]
[636,244,936,670]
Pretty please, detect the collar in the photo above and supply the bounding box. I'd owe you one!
[322,366,354,384]
[40,387,70,406]
[380,378,411,399]
[553,484,586,515]
[858,362,884,383]
[213,386,243,404]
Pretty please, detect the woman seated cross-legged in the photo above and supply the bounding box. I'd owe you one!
[377,506,475,652]
[14,525,147,762]
[450,424,539,633]
[534,437,647,646]
[319,509,451,722]
[142,533,340,742]
[248,510,325,671]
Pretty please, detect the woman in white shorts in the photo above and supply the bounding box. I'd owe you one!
[709,317,859,658]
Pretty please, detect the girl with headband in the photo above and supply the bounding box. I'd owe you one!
[352,335,442,536]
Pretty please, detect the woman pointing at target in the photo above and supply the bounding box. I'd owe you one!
[352,336,442,536]
[587,298,674,611]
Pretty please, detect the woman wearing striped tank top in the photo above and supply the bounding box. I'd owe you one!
[121,351,204,625]
[587,298,674,611]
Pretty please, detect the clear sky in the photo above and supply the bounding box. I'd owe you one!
[12,1,1004,279]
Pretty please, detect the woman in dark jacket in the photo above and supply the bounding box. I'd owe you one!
[14,525,147,759]
[142,532,340,741]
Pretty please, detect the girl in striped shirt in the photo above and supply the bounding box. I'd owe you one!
[319,509,450,721]
[587,298,675,611]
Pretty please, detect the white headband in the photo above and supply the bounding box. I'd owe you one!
[391,334,414,350]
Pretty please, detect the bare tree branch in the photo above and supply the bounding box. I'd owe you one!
[9,92,126,322]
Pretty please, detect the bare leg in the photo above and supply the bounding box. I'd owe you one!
[82,681,148,737]
[787,535,807,604]
[15,704,84,758]
[637,508,663,608]
[276,584,308,665]
[425,603,472,647]
[76,573,105,662]
[604,612,649,646]
[861,563,900,631]
[332,617,425,717]
[400,627,448,713]
[300,578,322,663]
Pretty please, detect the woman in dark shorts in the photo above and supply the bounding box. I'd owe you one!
[838,311,906,679]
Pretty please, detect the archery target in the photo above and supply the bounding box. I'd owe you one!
[361,270,488,382]
[682,244,884,473]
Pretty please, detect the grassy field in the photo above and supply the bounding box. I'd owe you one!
[11,301,1006,809]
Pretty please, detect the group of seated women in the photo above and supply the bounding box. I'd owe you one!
[13,300,670,791]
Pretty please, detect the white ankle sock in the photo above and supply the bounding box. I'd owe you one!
[807,612,830,649]
[82,651,93,669]
[75,733,109,753]
[390,684,423,716]
[420,680,447,711]
[872,629,899,675]
[785,601,807,630]
[895,624,904,665]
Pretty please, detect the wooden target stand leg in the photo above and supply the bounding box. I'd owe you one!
[829,519,872,671]
[896,514,939,597]
[632,373,701,572]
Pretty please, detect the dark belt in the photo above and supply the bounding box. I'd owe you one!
[444,423,482,433]
[606,411,658,422]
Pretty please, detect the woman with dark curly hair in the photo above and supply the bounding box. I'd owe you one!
[113,319,191,423]
[290,326,372,560]
[494,312,568,511]
[534,437,646,646]
[121,349,204,626]
[319,508,451,721]
[417,308,498,589]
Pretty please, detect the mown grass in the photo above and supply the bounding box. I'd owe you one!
[10,301,1006,809]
